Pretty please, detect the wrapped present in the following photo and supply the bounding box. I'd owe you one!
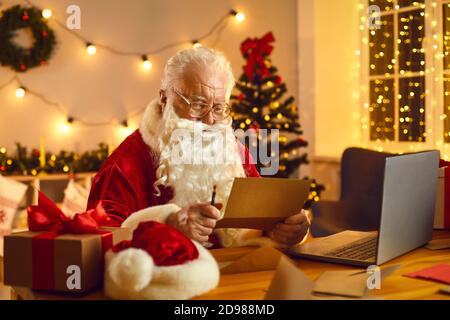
[3,191,131,293]
[434,160,450,230]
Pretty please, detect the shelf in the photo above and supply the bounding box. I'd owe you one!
[5,172,96,182]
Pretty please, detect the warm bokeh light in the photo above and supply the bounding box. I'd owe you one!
[60,123,70,134]
[235,11,246,22]
[15,87,26,99]
[118,125,134,140]
[42,9,52,19]
[86,44,97,55]
[141,56,152,70]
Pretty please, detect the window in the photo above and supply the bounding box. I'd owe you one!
[366,0,426,143]
[443,2,450,142]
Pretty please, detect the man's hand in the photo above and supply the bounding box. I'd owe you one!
[167,202,223,244]
[269,209,311,246]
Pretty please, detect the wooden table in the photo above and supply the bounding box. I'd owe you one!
[6,231,450,300]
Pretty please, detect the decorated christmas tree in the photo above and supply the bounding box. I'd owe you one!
[230,32,324,207]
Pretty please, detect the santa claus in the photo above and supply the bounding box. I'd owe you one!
[87,47,310,248]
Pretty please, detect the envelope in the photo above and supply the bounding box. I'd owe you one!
[216,178,311,231]
[264,256,389,300]
[313,264,401,298]
[265,256,314,300]
[220,246,284,274]
[425,238,450,250]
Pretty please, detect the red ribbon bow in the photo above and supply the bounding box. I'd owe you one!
[28,191,109,234]
[240,32,275,81]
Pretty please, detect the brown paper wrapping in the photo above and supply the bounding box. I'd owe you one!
[3,227,131,293]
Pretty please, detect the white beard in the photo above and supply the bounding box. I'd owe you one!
[154,103,246,211]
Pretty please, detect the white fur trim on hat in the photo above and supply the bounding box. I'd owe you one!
[107,248,154,292]
[104,242,220,300]
[120,203,181,230]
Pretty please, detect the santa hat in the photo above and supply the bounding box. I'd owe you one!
[104,220,220,300]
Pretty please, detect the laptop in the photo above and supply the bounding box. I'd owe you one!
[285,150,440,267]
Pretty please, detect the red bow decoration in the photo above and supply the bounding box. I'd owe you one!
[240,32,275,81]
[112,221,199,266]
[27,191,110,234]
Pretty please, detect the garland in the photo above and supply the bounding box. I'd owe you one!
[0,143,109,176]
[0,5,57,72]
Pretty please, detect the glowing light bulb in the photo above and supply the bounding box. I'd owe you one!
[42,9,52,19]
[192,40,202,48]
[235,12,245,22]
[141,55,152,70]
[86,43,97,55]
[60,123,70,134]
[60,117,74,133]
[15,87,26,99]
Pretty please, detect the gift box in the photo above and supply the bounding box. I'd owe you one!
[434,161,450,230]
[3,192,131,293]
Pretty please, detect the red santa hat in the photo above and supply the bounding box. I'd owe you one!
[104,220,220,300]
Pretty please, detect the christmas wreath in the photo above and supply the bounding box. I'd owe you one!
[0,5,57,72]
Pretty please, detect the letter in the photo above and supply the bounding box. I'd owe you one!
[266,305,275,315]
[66,5,81,30]
[201,307,208,318]
[66,265,81,290]
[368,5,381,30]
[366,265,381,290]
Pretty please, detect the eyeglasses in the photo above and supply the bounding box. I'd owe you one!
[172,87,231,121]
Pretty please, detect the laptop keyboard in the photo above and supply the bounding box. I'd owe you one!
[324,236,377,261]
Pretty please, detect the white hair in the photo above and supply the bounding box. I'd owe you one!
[161,47,235,98]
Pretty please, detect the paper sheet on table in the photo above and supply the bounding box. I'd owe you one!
[404,264,450,284]
[425,238,450,250]
[220,246,284,275]
[440,286,450,295]
[215,178,311,231]
[264,257,387,300]
[313,264,401,298]
[264,256,314,300]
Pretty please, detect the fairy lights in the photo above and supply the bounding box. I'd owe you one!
[141,55,153,71]
[1,3,247,133]
[86,43,97,56]
[41,8,52,19]
[359,0,450,158]
[366,0,426,143]
[15,87,26,99]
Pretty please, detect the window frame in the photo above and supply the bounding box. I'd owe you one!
[359,0,448,156]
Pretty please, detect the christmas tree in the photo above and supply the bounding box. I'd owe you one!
[230,32,324,207]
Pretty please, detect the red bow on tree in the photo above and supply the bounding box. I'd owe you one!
[27,191,110,234]
[240,32,275,81]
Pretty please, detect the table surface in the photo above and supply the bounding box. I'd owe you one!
[6,231,450,300]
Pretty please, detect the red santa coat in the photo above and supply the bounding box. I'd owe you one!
[87,101,260,231]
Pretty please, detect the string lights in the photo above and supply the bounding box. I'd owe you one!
[358,0,450,158]
[15,87,26,99]
[141,55,152,71]
[85,43,97,56]
[0,2,247,132]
